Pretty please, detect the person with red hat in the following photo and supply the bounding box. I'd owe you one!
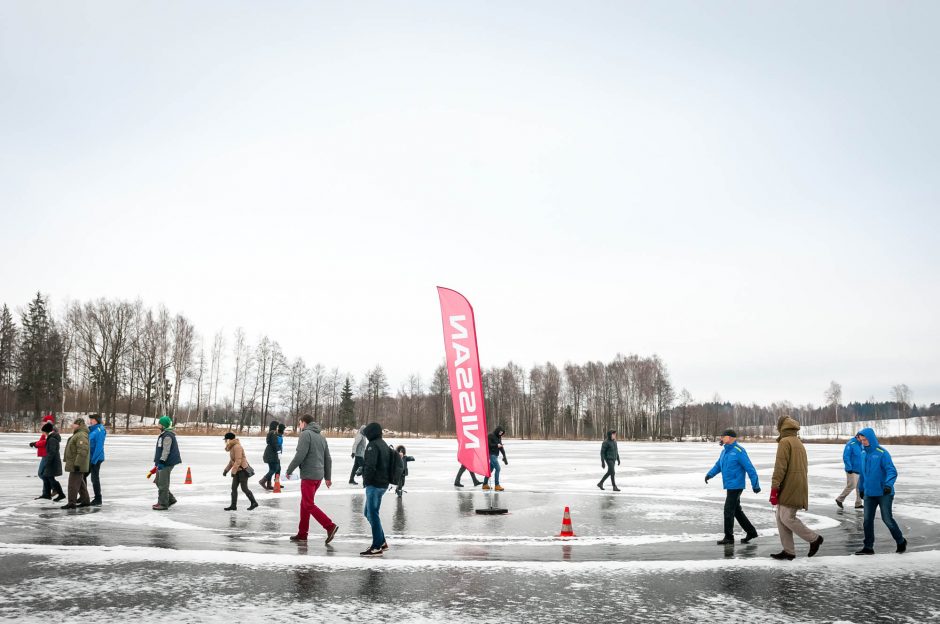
[29,414,56,499]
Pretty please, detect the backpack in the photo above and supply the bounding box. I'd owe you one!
[386,445,404,485]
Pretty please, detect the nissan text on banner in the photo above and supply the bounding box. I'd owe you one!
[437,286,491,477]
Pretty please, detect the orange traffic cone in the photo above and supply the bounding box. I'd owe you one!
[272,473,282,493]
[558,506,575,537]
[184,467,193,485]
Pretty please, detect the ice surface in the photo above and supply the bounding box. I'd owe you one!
[1,433,938,622]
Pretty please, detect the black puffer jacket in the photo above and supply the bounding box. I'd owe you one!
[487,427,507,461]
[263,424,279,463]
[42,431,63,477]
[362,422,392,488]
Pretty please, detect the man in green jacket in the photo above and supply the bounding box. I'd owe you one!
[769,416,824,560]
[62,417,91,509]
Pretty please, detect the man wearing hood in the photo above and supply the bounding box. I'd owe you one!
[769,416,824,560]
[86,414,106,506]
[287,414,338,545]
[855,427,907,555]
[481,426,508,492]
[360,421,396,556]
[597,429,621,492]
[152,416,182,511]
[62,417,91,509]
[349,425,367,485]
[261,421,280,491]
[836,433,864,510]
[706,429,760,545]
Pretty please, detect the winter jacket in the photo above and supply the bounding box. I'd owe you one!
[64,425,91,473]
[857,428,898,497]
[601,430,619,462]
[362,423,392,488]
[42,431,63,477]
[225,438,251,474]
[842,437,863,473]
[33,433,48,458]
[401,455,415,477]
[277,435,283,454]
[487,428,507,461]
[286,422,332,481]
[771,416,809,510]
[88,423,106,464]
[352,426,368,458]
[263,430,279,464]
[154,430,182,467]
[707,441,760,491]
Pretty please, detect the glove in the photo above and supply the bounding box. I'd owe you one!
[602,463,606,469]
[753,487,761,494]
[223,470,229,477]
[502,458,508,465]
[29,442,37,448]
[769,488,779,506]
[157,462,166,471]
[351,453,355,458]
[617,459,621,466]
[883,486,892,495]
[858,489,864,498]
[704,475,711,484]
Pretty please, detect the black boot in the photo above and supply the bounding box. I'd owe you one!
[770,551,795,560]
[454,481,464,487]
[716,536,735,545]
[808,535,824,557]
[897,540,907,554]
[741,531,759,544]
[247,493,259,510]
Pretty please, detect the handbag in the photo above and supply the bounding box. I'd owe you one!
[244,464,255,477]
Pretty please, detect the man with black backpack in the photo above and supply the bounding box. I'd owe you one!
[360,422,403,557]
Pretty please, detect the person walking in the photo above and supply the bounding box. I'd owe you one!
[481,426,508,492]
[394,445,415,497]
[286,414,338,545]
[855,427,907,555]
[86,414,106,506]
[705,429,761,545]
[360,422,399,556]
[62,417,91,509]
[349,425,367,485]
[597,429,621,491]
[769,416,824,560]
[222,432,259,511]
[276,422,286,479]
[454,464,482,488]
[29,414,56,499]
[152,416,182,511]
[260,421,279,491]
[39,421,65,502]
[835,434,864,510]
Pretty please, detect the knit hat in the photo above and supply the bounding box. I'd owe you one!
[158,415,173,430]
[721,429,737,438]
[73,417,85,426]
[41,422,54,433]
[42,414,55,423]
[223,432,236,440]
[269,421,278,430]
[88,413,101,423]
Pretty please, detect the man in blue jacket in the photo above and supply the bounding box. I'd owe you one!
[86,414,107,506]
[835,434,863,510]
[855,428,907,555]
[706,429,761,545]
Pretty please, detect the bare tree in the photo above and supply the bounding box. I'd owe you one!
[824,381,843,422]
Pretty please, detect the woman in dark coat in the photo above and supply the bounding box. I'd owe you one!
[40,422,66,501]
[260,421,279,490]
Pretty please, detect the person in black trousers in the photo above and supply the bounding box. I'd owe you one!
[597,429,621,491]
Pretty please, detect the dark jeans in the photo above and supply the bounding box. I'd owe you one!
[84,461,103,502]
[42,475,64,498]
[723,489,756,538]
[264,461,278,484]
[600,459,617,487]
[349,456,364,482]
[455,465,480,485]
[38,457,50,496]
[482,455,501,486]
[863,494,904,549]
[231,471,258,507]
[364,485,386,548]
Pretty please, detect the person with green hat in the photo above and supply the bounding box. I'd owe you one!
[152,416,182,510]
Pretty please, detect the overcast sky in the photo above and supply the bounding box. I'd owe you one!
[1,1,938,406]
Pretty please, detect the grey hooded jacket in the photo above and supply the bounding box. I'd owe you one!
[287,422,332,481]
[351,426,367,458]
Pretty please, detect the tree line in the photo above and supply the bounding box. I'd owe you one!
[1,293,936,439]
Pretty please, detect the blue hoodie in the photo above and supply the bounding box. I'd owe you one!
[857,428,898,497]
[88,422,106,464]
[842,437,863,473]
[706,441,760,491]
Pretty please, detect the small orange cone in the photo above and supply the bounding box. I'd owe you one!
[273,473,282,493]
[184,467,193,485]
[558,506,576,537]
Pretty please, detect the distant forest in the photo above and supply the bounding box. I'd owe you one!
[1,293,937,439]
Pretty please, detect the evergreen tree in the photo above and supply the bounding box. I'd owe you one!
[0,304,16,416]
[16,293,64,417]
[338,377,356,430]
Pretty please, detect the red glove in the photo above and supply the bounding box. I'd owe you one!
[769,487,779,506]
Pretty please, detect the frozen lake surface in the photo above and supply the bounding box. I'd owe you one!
[1,433,939,623]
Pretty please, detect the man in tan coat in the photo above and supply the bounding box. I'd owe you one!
[770,416,824,560]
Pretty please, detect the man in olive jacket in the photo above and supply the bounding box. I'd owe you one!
[770,416,823,560]
[62,417,91,509]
